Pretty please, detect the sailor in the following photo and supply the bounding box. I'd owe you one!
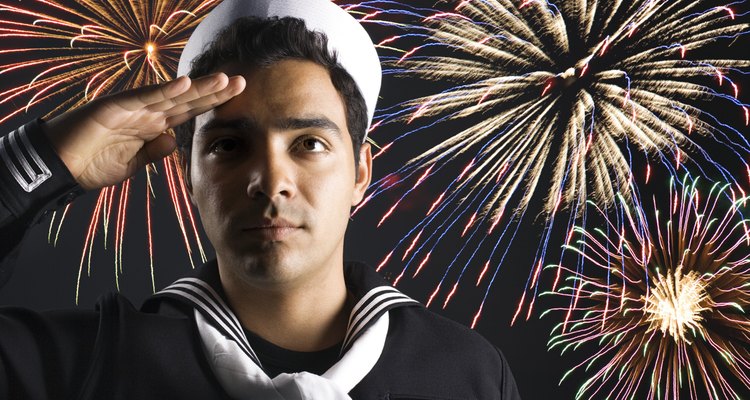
[0,1,521,398]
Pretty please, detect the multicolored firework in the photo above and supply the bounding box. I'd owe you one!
[0,0,219,300]
[544,176,750,399]
[344,0,750,325]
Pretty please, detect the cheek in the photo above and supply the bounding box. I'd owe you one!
[302,163,355,215]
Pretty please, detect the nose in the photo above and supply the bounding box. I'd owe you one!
[245,144,295,201]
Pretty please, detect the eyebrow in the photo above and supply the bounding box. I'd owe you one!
[198,116,342,139]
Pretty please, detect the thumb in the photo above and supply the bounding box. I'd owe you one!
[131,133,177,172]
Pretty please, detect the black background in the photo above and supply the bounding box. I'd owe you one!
[1,1,749,399]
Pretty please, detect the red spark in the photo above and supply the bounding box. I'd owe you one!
[413,252,431,278]
[414,165,433,188]
[360,10,382,21]
[443,282,459,309]
[599,36,610,56]
[717,6,735,19]
[408,94,436,122]
[398,46,421,64]
[367,119,383,134]
[458,158,475,181]
[496,162,509,183]
[427,192,446,216]
[511,291,527,326]
[402,229,424,261]
[461,212,477,237]
[488,208,504,234]
[426,284,441,308]
[478,35,492,44]
[529,259,543,288]
[377,250,394,272]
[565,228,575,245]
[628,23,638,37]
[456,1,471,10]
[476,260,490,286]
[541,81,552,97]
[392,270,405,287]
[372,141,392,160]
[478,85,494,105]
[378,199,401,227]
[350,193,373,217]
[377,36,399,47]
[470,303,483,329]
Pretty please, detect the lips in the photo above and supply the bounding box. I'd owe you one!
[241,218,301,241]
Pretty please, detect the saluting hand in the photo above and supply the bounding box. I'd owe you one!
[43,73,246,190]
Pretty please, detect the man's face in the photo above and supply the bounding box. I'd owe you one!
[188,59,371,288]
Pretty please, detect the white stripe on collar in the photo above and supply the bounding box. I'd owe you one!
[159,278,260,366]
[342,286,417,351]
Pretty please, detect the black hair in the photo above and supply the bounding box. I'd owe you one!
[174,16,368,167]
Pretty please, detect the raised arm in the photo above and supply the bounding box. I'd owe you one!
[0,73,246,288]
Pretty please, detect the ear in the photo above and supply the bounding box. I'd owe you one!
[352,142,372,206]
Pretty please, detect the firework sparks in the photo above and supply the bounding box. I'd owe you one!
[343,0,750,324]
[544,177,750,399]
[0,0,219,300]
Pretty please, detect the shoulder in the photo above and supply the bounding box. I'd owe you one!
[389,304,501,357]
[356,305,521,399]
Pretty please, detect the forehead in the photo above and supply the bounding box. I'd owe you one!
[195,59,349,137]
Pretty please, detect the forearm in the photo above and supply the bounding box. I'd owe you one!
[0,119,83,288]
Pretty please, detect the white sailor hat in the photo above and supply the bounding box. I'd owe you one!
[178,0,381,140]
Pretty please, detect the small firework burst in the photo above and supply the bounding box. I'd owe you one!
[0,0,219,299]
[544,176,750,399]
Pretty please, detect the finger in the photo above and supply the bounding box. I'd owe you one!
[165,102,229,128]
[116,76,192,112]
[130,133,177,173]
[162,76,246,118]
[147,73,233,113]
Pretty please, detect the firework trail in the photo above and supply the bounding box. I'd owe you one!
[543,176,750,399]
[343,0,750,325]
[0,0,219,300]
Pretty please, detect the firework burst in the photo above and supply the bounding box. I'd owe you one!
[544,176,750,399]
[0,0,219,300]
[343,0,750,325]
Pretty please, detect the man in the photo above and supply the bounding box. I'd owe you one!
[0,0,521,399]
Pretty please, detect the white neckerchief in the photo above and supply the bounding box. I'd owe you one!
[157,276,418,399]
[195,310,389,399]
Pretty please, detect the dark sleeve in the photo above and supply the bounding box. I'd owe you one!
[0,306,100,399]
[0,119,84,289]
[496,346,522,400]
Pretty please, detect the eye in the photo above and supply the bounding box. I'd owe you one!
[209,137,239,154]
[296,137,328,153]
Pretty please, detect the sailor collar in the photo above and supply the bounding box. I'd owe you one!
[147,260,421,369]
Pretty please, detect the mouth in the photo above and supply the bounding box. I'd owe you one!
[241,218,301,241]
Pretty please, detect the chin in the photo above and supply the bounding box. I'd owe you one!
[233,253,308,286]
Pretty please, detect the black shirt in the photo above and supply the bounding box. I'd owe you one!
[244,328,343,378]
